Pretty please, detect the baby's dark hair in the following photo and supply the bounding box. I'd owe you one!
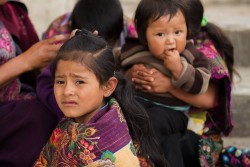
[69,0,123,46]
[134,0,189,44]
[187,0,235,78]
[51,29,167,166]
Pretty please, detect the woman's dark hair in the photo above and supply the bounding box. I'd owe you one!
[51,29,167,166]
[187,0,235,78]
[134,0,189,44]
[69,0,123,46]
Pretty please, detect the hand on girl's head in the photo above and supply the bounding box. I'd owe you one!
[49,34,69,45]
[93,30,99,36]
[70,29,99,38]
[70,29,79,38]
[24,34,68,70]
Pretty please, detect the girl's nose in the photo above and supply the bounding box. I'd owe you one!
[63,83,75,96]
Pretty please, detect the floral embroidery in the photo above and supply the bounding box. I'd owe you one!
[221,146,250,167]
[0,22,35,102]
[34,155,48,166]
[0,25,15,61]
[34,98,139,166]
[84,127,97,136]
[109,98,126,123]
[198,137,223,167]
[80,149,96,165]
[50,128,63,148]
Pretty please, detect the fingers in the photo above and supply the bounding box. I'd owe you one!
[131,64,147,71]
[70,29,79,38]
[135,71,154,81]
[48,34,68,44]
[135,84,152,92]
[93,30,98,36]
[132,76,153,86]
[165,48,179,56]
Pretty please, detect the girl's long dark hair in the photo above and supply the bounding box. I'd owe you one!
[202,23,235,78]
[113,72,168,166]
[51,29,167,166]
[188,0,236,79]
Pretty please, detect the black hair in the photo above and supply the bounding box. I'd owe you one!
[51,29,167,166]
[134,0,189,44]
[187,0,235,78]
[69,0,123,46]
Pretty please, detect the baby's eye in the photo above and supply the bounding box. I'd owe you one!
[156,32,165,37]
[175,30,182,35]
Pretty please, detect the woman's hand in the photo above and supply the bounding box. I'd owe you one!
[23,34,68,70]
[125,64,173,93]
[142,68,173,93]
[0,34,68,88]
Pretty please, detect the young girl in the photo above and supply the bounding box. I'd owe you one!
[33,29,167,167]
[119,0,210,143]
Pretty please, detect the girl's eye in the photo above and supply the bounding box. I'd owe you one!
[76,80,84,85]
[55,80,64,85]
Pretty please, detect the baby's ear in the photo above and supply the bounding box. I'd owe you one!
[103,77,118,97]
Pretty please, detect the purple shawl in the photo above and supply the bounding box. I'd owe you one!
[34,98,140,166]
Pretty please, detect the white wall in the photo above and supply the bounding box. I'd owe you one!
[22,0,77,38]
[21,0,247,39]
[21,0,142,38]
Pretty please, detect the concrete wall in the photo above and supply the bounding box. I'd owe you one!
[22,0,78,38]
[22,0,139,38]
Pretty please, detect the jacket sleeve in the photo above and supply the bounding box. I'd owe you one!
[171,42,211,94]
[36,64,63,119]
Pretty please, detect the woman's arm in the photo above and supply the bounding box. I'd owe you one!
[0,35,67,89]
[127,64,217,109]
[169,82,217,109]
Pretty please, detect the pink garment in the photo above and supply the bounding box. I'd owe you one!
[0,1,38,102]
[192,32,233,136]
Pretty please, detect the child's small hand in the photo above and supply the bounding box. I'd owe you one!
[163,49,183,79]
